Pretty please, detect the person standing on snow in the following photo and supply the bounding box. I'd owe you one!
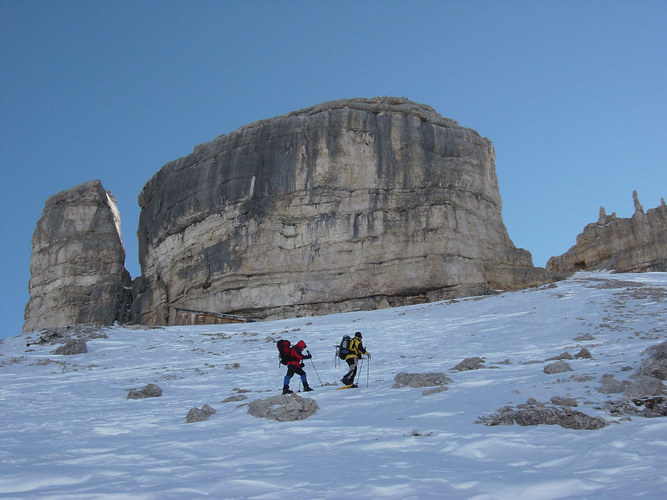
[341,332,369,388]
[283,340,313,394]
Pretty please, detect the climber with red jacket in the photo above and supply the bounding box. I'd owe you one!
[283,340,313,394]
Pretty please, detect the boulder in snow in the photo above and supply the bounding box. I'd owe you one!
[477,405,607,430]
[52,339,87,355]
[543,360,573,374]
[624,377,665,398]
[598,374,628,394]
[636,340,667,380]
[127,383,163,399]
[393,372,453,388]
[247,394,318,422]
[186,404,216,423]
[451,357,485,372]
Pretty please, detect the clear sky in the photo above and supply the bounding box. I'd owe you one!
[1,0,665,338]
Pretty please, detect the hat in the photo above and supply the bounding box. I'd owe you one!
[354,332,362,339]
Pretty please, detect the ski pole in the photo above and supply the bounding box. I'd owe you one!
[366,355,370,388]
[309,357,323,386]
[356,357,364,386]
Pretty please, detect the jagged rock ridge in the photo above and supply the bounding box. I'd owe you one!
[547,192,666,276]
[23,180,131,332]
[131,97,549,325]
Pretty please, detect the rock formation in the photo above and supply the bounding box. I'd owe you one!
[23,180,131,332]
[546,192,666,276]
[131,97,549,325]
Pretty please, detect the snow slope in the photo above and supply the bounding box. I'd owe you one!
[1,272,666,499]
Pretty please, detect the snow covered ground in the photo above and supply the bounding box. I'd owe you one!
[1,272,666,499]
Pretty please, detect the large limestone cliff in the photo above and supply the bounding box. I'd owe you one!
[132,97,549,325]
[23,180,131,332]
[546,192,667,276]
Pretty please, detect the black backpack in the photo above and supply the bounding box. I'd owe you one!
[337,335,351,360]
[277,339,292,365]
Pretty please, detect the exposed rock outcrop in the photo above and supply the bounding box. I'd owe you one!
[132,97,550,325]
[23,180,132,332]
[547,193,666,276]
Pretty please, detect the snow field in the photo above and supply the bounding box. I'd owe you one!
[0,272,665,498]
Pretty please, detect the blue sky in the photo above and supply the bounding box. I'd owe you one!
[1,0,665,338]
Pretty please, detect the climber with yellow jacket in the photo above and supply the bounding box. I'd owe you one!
[341,332,369,388]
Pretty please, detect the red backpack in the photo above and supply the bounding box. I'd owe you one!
[276,340,293,365]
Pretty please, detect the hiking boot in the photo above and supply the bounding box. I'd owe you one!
[282,385,293,395]
[303,383,314,392]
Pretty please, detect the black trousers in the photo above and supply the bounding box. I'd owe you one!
[342,357,358,385]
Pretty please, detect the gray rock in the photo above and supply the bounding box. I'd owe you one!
[547,352,573,361]
[636,340,667,380]
[247,394,318,421]
[127,383,163,399]
[186,404,217,423]
[550,396,579,408]
[477,405,607,430]
[452,357,485,372]
[624,377,665,398]
[131,97,550,325]
[605,396,667,418]
[547,192,667,275]
[543,360,573,374]
[598,374,627,394]
[575,347,592,359]
[393,372,453,388]
[52,339,87,355]
[24,180,132,332]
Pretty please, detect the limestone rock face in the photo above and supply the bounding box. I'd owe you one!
[23,180,131,332]
[132,97,549,325]
[546,193,667,276]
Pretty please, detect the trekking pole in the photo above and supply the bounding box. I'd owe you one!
[309,357,323,386]
[355,357,364,386]
[366,355,370,388]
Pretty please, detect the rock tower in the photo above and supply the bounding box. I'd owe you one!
[131,97,549,324]
[23,180,131,332]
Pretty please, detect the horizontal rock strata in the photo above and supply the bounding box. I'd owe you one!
[132,97,550,324]
[23,180,131,332]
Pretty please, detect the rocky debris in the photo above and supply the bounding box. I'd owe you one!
[575,347,592,359]
[247,394,318,422]
[550,396,579,407]
[52,339,87,355]
[574,333,595,341]
[451,357,485,372]
[392,372,453,388]
[624,377,665,398]
[598,374,627,394]
[477,405,607,430]
[605,396,667,418]
[127,383,163,399]
[186,404,216,423]
[636,340,667,380]
[543,360,573,374]
[132,96,550,326]
[26,325,106,347]
[24,180,132,332]
[547,192,666,276]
